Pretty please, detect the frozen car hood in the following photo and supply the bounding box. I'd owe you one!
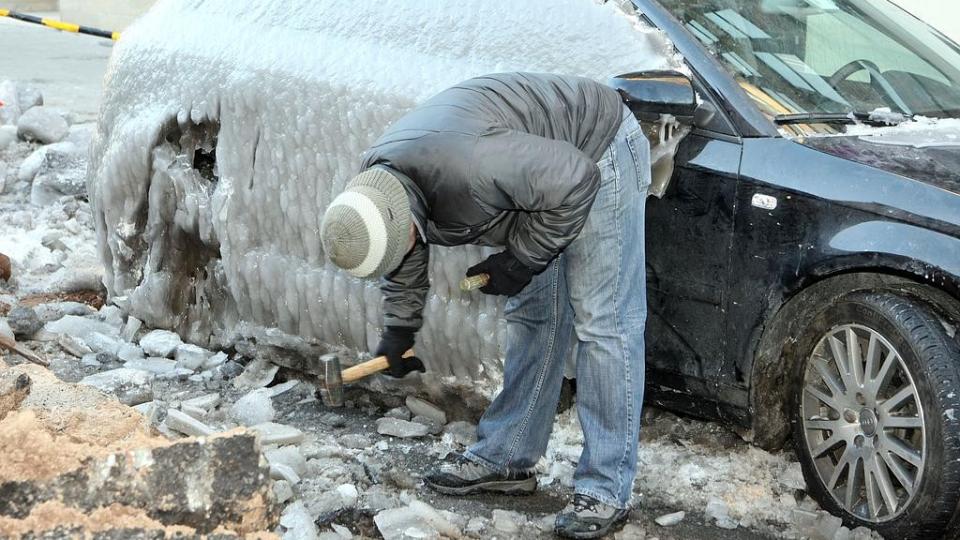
[88,0,683,385]
[798,126,960,195]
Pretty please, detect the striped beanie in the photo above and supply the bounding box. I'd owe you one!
[321,167,412,279]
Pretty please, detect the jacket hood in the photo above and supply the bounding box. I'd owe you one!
[798,125,960,195]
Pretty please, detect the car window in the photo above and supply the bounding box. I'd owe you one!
[662,0,960,124]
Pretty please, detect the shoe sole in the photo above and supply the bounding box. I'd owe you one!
[555,513,630,539]
[425,476,537,496]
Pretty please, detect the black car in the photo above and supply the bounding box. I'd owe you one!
[623,0,960,537]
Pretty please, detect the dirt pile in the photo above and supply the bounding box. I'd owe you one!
[0,361,280,539]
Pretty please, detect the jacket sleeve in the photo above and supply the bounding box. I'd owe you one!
[380,239,430,330]
[473,129,602,271]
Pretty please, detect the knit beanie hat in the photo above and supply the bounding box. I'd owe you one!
[321,167,412,279]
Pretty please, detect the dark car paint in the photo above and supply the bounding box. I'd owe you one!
[632,0,960,431]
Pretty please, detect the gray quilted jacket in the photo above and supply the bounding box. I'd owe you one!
[360,73,624,329]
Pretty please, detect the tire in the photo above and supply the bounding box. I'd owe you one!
[789,290,960,539]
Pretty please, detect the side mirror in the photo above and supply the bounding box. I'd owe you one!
[610,70,697,123]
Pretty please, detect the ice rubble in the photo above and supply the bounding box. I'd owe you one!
[88,0,682,381]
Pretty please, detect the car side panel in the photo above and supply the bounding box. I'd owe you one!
[720,138,960,425]
[645,131,741,417]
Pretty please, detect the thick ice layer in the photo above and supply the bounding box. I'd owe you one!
[88,0,681,382]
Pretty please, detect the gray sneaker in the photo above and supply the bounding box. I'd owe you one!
[424,453,537,495]
[555,494,630,539]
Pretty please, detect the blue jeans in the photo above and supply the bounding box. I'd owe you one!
[465,107,650,509]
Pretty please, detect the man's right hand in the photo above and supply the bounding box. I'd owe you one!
[376,327,426,378]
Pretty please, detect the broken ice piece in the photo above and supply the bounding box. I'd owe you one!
[336,484,359,508]
[265,445,308,476]
[233,357,279,389]
[384,407,411,421]
[81,331,121,355]
[270,463,301,485]
[273,479,294,504]
[251,422,304,445]
[280,501,319,539]
[183,392,221,411]
[376,417,430,438]
[705,498,737,530]
[654,511,685,527]
[269,379,300,397]
[374,501,461,540]
[117,342,145,362]
[492,509,521,534]
[79,368,153,405]
[58,334,92,358]
[45,315,118,341]
[121,316,143,342]
[230,388,276,426]
[164,408,215,437]
[203,351,228,369]
[175,343,212,371]
[124,357,178,375]
[404,396,447,425]
[181,403,208,420]
[139,329,182,358]
[410,415,443,435]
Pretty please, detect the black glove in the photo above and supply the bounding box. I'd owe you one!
[376,326,426,378]
[466,251,536,296]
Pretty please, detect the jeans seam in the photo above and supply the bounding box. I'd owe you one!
[502,259,562,467]
[613,133,634,504]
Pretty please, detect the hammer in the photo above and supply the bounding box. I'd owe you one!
[318,349,415,407]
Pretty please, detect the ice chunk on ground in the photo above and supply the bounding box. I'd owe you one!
[265,445,308,476]
[252,422,305,445]
[17,106,68,144]
[705,498,738,530]
[230,388,276,425]
[654,511,685,527]
[124,357,178,375]
[405,396,446,425]
[273,479,294,504]
[45,315,119,341]
[234,357,280,389]
[281,501,320,540]
[374,500,461,540]
[376,417,430,438]
[79,368,153,406]
[270,463,301,485]
[139,329,182,357]
[164,408,215,437]
[174,343,212,370]
[89,0,682,382]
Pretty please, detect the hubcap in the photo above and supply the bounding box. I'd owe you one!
[801,324,925,523]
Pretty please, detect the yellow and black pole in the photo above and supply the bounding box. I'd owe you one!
[0,9,119,41]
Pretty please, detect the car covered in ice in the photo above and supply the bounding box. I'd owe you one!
[89,0,960,537]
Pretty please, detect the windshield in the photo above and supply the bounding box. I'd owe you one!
[662,0,960,131]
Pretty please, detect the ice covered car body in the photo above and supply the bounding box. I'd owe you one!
[87,0,681,385]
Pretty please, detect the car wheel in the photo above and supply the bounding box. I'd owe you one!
[790,291,960,539]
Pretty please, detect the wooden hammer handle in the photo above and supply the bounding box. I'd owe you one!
[341,349,415,383]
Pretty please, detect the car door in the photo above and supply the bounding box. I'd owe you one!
[644,85,742,418]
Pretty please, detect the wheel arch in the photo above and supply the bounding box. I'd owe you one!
[748,265,960,450]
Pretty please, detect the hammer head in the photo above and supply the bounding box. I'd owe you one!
[319,353,343,407]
